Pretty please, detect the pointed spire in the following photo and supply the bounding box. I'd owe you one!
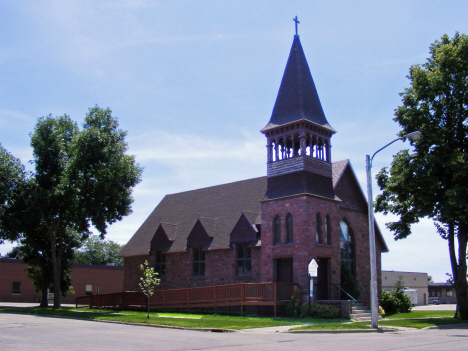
[263,36,335,133]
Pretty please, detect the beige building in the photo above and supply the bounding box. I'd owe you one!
[382,270,429,305]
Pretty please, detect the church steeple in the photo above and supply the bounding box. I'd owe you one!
[262,35,335,133]
[262,32,336,200]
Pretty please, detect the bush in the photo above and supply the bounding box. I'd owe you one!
[380,290,398,314]
[300,303,341,319]
[380,275,412,314]
[286,286,301,317]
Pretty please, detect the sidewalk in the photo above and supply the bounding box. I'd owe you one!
[0,302,75,308]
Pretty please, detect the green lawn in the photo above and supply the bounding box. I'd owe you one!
[383,310,455,319]
[1,307,466,331]
[0,307,300,330]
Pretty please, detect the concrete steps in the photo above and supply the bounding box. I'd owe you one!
[350,302,382,321]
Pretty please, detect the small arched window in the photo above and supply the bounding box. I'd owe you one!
[325,214,331,245]
[286,213,293,243]
[273,215,281,245]
[316,213,322,244]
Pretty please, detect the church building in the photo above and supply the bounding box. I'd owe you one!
[119,31,388,304]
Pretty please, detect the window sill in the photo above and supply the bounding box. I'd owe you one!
[12,293,21,295]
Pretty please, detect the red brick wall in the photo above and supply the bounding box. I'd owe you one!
[0,259,37,303]
[260,194,380,303]
[123,247,261,291]
[0,259,123,304]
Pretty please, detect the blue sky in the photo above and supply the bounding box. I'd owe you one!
[1,1,467,282]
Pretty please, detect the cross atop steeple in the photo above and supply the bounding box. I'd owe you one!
[293,16,300,36]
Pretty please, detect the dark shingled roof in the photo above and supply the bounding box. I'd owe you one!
[263,36,335,132]
[119,177,267,256]
[119,160,388,256]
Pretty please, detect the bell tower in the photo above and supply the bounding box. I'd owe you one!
[261,31,336,200]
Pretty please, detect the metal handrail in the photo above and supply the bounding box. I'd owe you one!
[333,283,356,302]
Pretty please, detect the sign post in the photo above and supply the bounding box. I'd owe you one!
[308,259,318,316]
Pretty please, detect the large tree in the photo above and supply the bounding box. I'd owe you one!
[74,236,124,266]
[375,33,468,319]
[0,106,142,309]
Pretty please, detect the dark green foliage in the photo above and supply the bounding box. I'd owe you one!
[380,275,412,314]
[0,144,27,243]
[340,261,360,300]
[74,236,124,266]
[375,32,468,319]
[300,303,341,319]
[0,106,142,309]
[286,285,301,317]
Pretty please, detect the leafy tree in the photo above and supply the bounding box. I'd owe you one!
[5,246,25,259]
[139,260,160,318]
[74,236,124,266]
[0,144,27,242]
[428,275,434,284]
[375,33,468,319]
[0,106,142,309]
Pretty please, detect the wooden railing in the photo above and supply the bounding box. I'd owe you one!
[76,282,295,317]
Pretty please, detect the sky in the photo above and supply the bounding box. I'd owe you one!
[1,0,467,283]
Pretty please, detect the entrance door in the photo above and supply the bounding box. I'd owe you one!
[275,258,293,283]
[316,258,329,300]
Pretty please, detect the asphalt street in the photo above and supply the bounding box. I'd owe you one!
[1,312,468,351]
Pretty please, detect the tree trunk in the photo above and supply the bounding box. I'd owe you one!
[456,222,468,319]
[50,232,62,310]
[40,287,48,308]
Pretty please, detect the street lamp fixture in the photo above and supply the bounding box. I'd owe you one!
[366,131,422,329]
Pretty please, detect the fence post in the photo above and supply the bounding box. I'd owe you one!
[214,286,217,315]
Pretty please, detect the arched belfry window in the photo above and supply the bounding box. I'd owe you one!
[316,213,322,244]
[340,220,354,273]
[273,215,281,245]
[286,213,293,243]
[325,214,331,245]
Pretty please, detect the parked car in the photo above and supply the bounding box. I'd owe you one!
[428,297,440,305]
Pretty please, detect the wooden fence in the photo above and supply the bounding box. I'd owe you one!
[76,282,295,317]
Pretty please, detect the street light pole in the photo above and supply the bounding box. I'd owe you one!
[366,131,421,329]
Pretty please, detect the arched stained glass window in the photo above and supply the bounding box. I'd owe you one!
[273,215,281,245]
[286,213,293,243]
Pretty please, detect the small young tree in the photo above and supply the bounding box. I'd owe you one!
[139,260,160,318]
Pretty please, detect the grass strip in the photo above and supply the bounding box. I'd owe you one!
[0,307,299,330]
[383,310,456,319]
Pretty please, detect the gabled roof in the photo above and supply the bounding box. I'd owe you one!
[263,36,335,133]
[119,177,267,256]
[120,160,388,256]
[332,160,389,253]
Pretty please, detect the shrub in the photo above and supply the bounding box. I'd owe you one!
[300,303,341,319]
[286,286,301,317]
[340,261,360,300]
[380,275,412,314]
[380,290,398,314]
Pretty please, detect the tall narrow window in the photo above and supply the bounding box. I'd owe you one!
[316,213,322,243]
[273,215,281,245]
[193,248,205,277]
[286,213,293,243]
[325,214,331,245]
[154,251,166,276]
[340,220,354,273]
[237,244,252,276]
